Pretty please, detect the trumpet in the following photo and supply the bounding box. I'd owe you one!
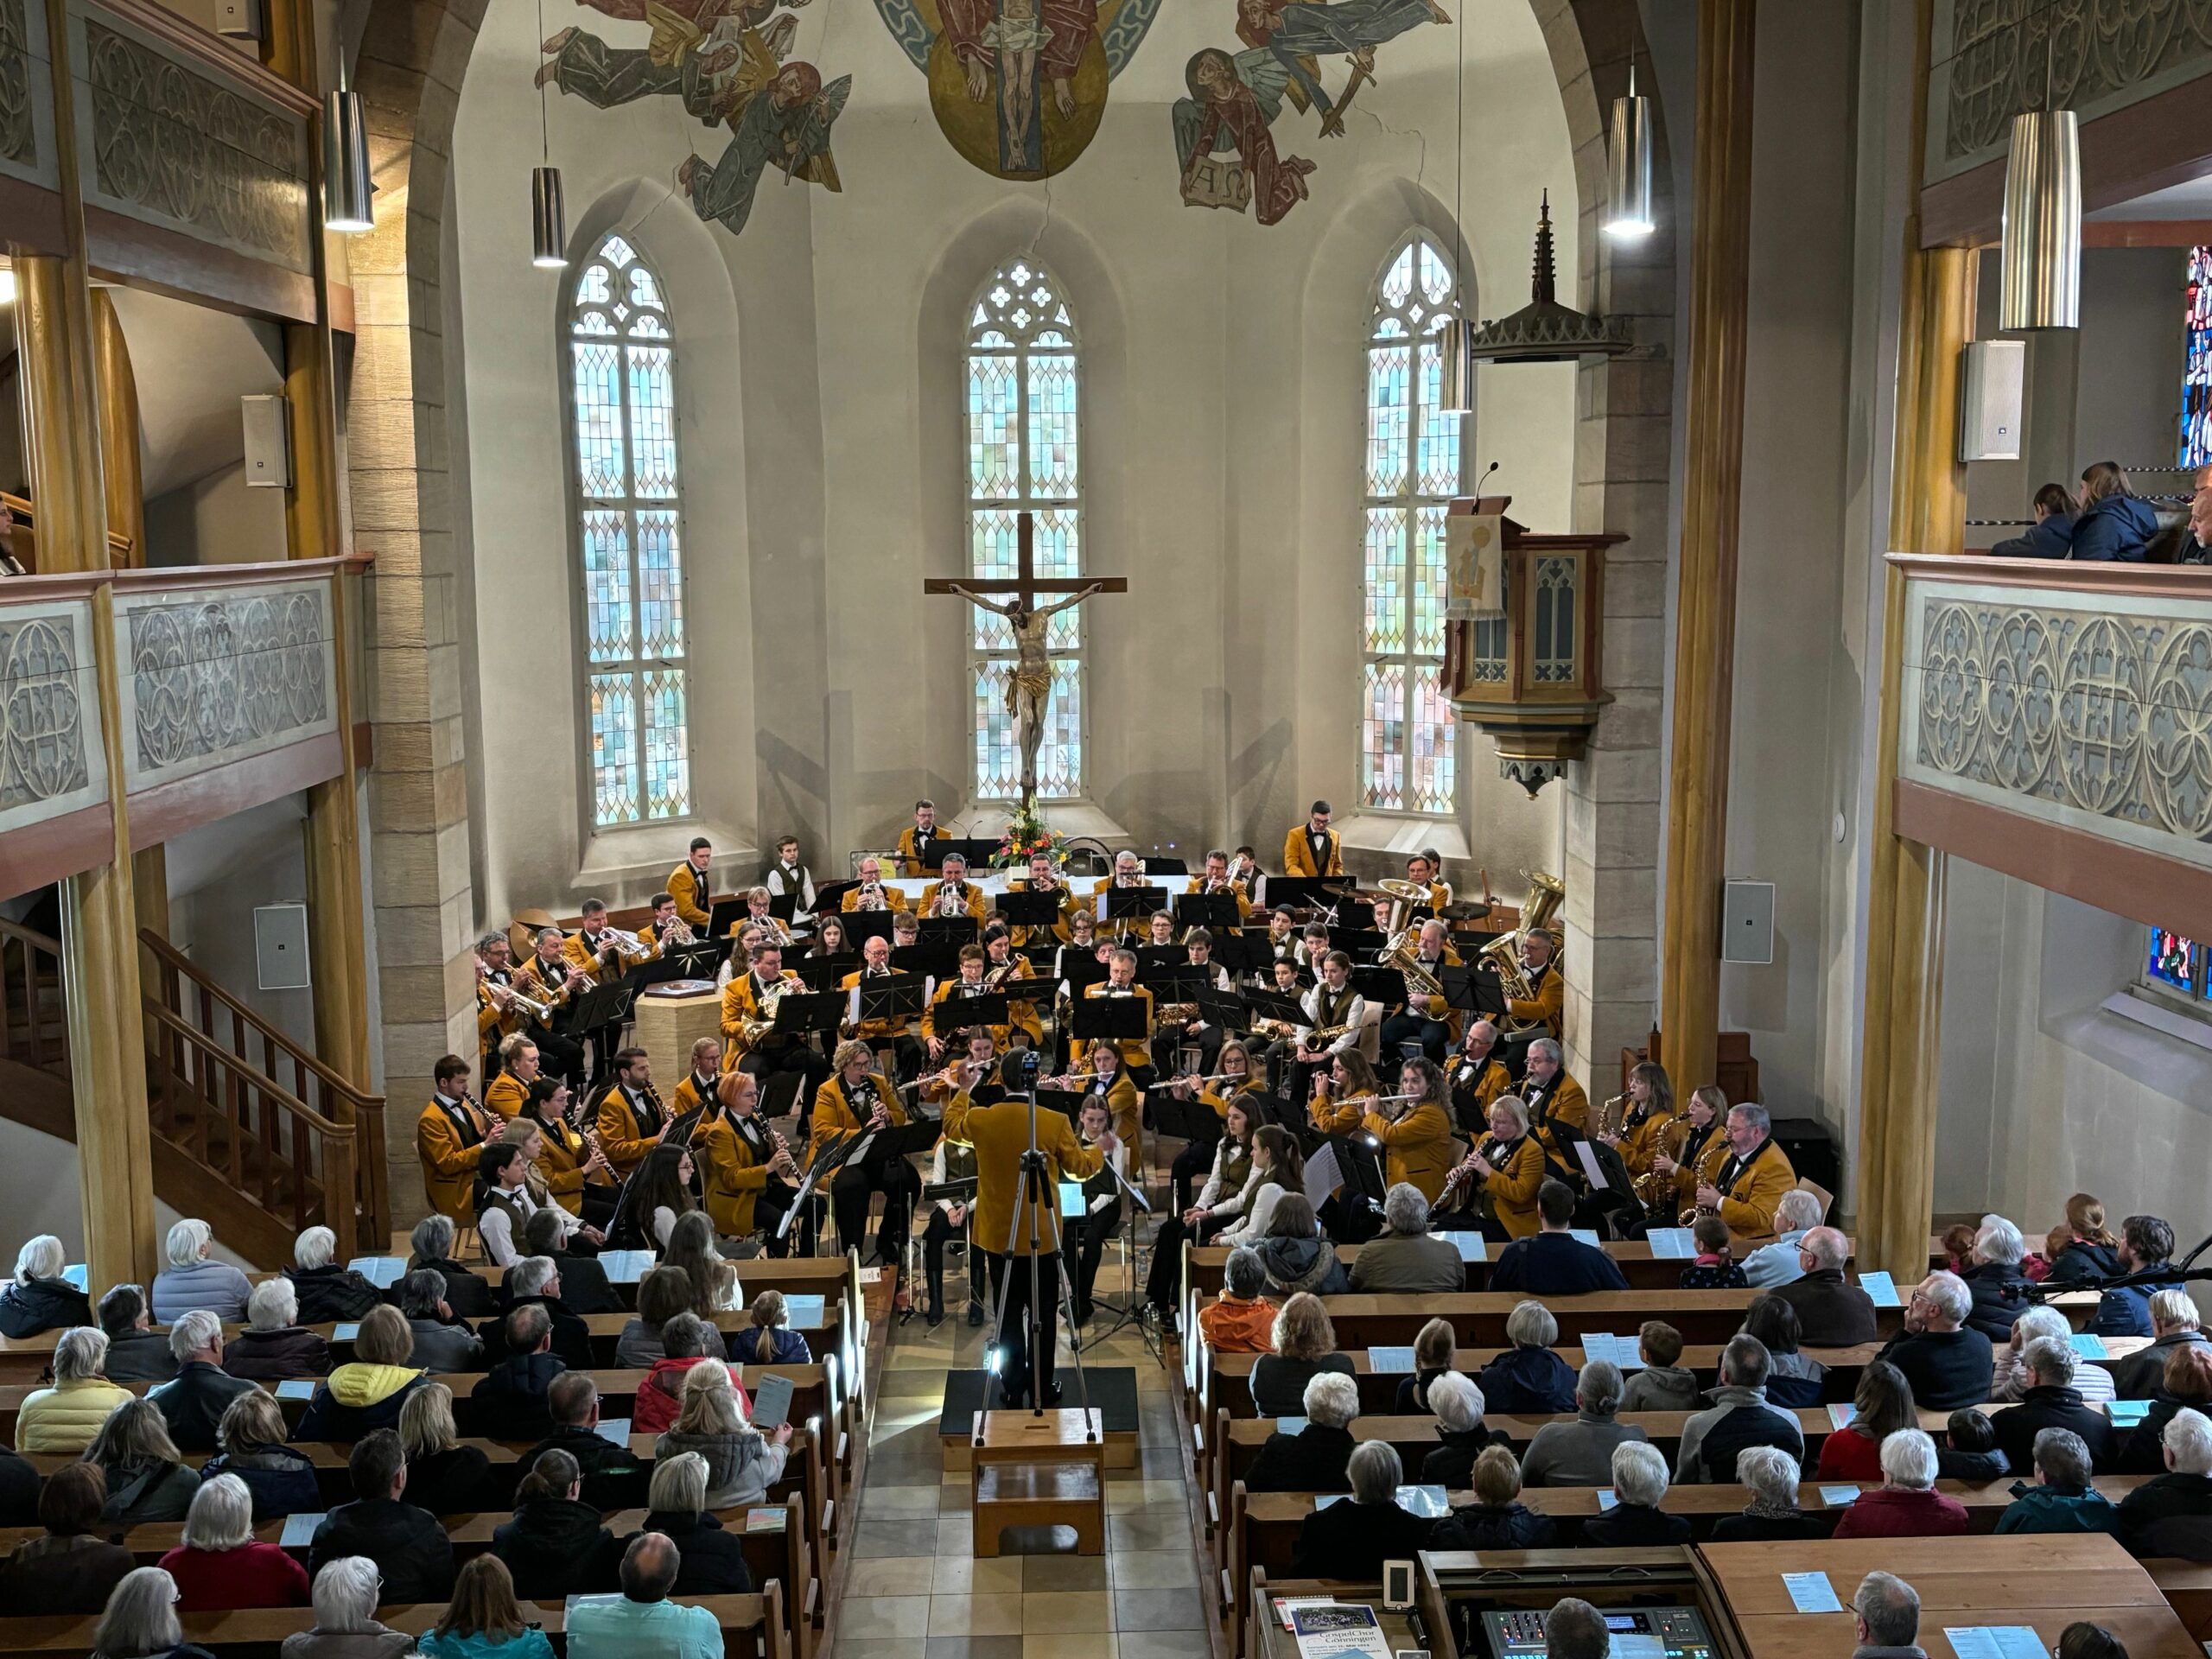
[852,882,889,911]
[933,884,970,917]
[484,974,556,1022]
[660,916,697,947]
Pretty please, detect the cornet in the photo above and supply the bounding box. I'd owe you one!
[852,881,888,911]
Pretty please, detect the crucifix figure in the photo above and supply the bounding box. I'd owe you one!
[925,511,1126,811]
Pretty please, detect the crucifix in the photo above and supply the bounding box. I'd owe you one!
[925,510,1127,813]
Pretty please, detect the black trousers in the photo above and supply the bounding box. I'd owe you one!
[577,1181,620,1231]
[584,1020,626,1090]
[1060,1198,1122,1324]
[1377,1012,1448,1062]
[983,1247,1062,1405]
[526,1024,587,1090]
[1149,1024,1223,1080]
[921,1206,980,1312]
[756,1179,823,1257]
[830,1157,920,1264]
[1143,1210,1234,1313]
[1169,1141,1216,1215]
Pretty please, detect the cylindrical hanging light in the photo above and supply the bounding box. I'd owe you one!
[531,167,568,269]
[321,57,373,234]
[1437,315,1474,414]
[1605,63,1653,238]
[1999,107,2080,330]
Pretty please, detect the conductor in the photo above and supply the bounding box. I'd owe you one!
[944,1061,1117,1407]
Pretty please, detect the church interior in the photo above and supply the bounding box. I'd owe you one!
[7,0,2212,1654]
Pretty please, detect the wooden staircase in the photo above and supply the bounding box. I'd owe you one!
[0,919,388,1267]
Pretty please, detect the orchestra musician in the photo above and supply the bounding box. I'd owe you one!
[918,1061,986,1328]
[1008,851,1077,944]
[1403,851,1451,914]
[1505,928,1565,1041]
[1149,928,1233,1079]
[810,1040,922,1268]
[1090,850,1158,942]
[896,798,950,877]
[1421,847,1452,909]
[1142,1097,1262,1317]
[1294,923,1334,973]
[475,931,524,1068]
[1159,1038,1266,1211]
[1519,1036,1590,1185]
[1376,918,1462,1062]
[565,899,649,1091]
[592,1046,671,1180]
[667,835,715,931]
[1249,954,1312,1094]
[1434,1096,1547,1240]
[1054,1040,1141,1149]
[416,1053,492,1225]
[842,855,908,913]
[1695,1102,1797,1237]
[518,1073,618,1229]
[1307,1047,1382,1136]
[1363,1058,1458,1204]
[1062,1096,1128,1326]
[1259,907,1300,969]
[1446,1019,1511,1132]
[669,1038,725,1120]
[1227,846,1263,903]
[1281,799,1344,878]
[721,940,830,1098]
[929,944,1010,1057]
[475,1138,588,1268]
[1649,1084,1731,1223]
[734,887,796,946]
[1186,849,1255,923]
[765,836,817,928]
[921,1027,1004,1112]
[695,1069,810,1254]
[806,916,851,962]
[639,893,697,955]
[980,925,1042,1049]
[1143,909,1178,949]
[512,927,588,1088]
[1595,1061,1679,1192]
[484,1033,537,1122]
[717,923,765,991]
[919,851,988,923]
[841,934,925,1081]
[1287,950,1365,1108]
[1072,947,1156,1093]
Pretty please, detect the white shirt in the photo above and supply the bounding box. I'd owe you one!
[479,1182,581,1267]
[1300,983,1366,1054]
[766,862,816,918]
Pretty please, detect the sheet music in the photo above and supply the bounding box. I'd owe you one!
[1573,1141,1609,1191]
[1302,1143,1342,1206]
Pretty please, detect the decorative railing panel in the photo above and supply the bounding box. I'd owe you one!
[0,597,108,836]
[113,577,335,792]
[0,0,60,191]
[67,0,313,272]
[1928,0,2212,184]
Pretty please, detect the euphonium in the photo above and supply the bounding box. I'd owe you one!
[1386,932,1445,1001]
[1478,869,1566,1035]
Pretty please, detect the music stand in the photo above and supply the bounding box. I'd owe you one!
[636,936,730,988]
[770,991,847,1046]
[565,980,634,1036]
[927,991,1011,1040]
[853,972,928,1033]
[1243,987,1309,1032]
[1332,927,1390,959]
[766,892,798,922]
[997,890,1065,930]
[1352,964,1409,1011]
[923,836,1003,871]
[917,915,980,947]
[1141,855,1189,877]
[1102,886,1169,923]
[815,879,858,915]
[790,954,855,992]
[1174,893,1242,932]
[1446,961,1508,1019]
[893,941,957,984]
[1265,876,1356,912]
[708,897,748,938]
[842,908,899,946]
[1059,953,1109,995]
[1070,995,1149,1050]
[1033,1086,1084,1122]
[1332,1131,1389,1208]
[1082,1150,1158,1353]
[758,1069,806,1124]
[1146,1087,1221,1147]
[1131,944,1183,975]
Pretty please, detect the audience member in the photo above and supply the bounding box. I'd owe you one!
[406,1215,495,1319]
[1741,1191,1825,1288]
[1989,481,2077,560]
[522,1207,620,1316]
[1816,1362,1915,1483]
[150,1220,251,1325]
[1875,1271,1994,1409]
[99,1283,179,1384]
[1394,1317,1458,1414]
[2093,1215,2179,1338]
[1249,1293,1355,1417]
[1850,1569,1925,1659]
[1995,1427,2119,1535]
[1678,1213,1748,1289]
[1491,1182,1629,1294]
[1349,1184,1467,1293]
[1769,1227,1877,1345]
[85,1397,201,1524]
[473,1303,566,1439]
[1619,1322,1700,1413]
[2055,1625,2129,1659]
[523,1373,645,1511]
[1831,1430,1971,1538]
[493,1447,619,1599]
[157,1473,311,1611]
[1958,1216,2033,1338]
[306,1430,456,1604]
[0,1437,33,1524]
[0,1463,134,1613]
[398,1383,493,1516]
[1478,1300,1578,1414]
[482,1256,594,1370]
[1542,1599,1611,1659]
[633,1314,724,1437]
[1197,1248,1278,1353]
[616,1268,727,1370]
[1583,1440,1692,1545]
[2106,1288,2206,1399]
[421,1556,557,1659]
[1991,1337,2114,1473]
[2067,462,2159,562]
[202,1389,321,1519]
[1708,1446,1830,1542]
[1245,1371,1358,1493]
[90,1567,218,1659]
[741,1289,812,1364]
[297,1306,428,1440]
[1433,1446,1558,1549]
[1290,1440,1436,1576]
[225,1278,334,1382]
[652,1361,791,1508]
[2044,1194,2123,1287]
[2,1236,90,1339]
[1936,1408,2010,1484]
[1522,1359,1647,1486]
[1675,1335,1803,1484]
[2118,1344,2212,1475]
[280,1556,414,1659]
[659,1211,741,1319]
[633,1451,751,1594]
[1741,1294,1824,1408]
[1420,1372,1508,1488]
[16,1325,132,1452]
[565,1534,722,1659]
[1249,1193,1351,1297]
[148,1310,257,1452]
[287,1227,382,1325]
[1998,1305,2114,1404]
[400,1269,485,1374]
[2117,1405,2212,1560]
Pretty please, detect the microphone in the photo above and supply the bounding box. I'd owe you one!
[1473,460,1501,497]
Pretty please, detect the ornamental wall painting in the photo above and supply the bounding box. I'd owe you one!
[871,0,1164,181]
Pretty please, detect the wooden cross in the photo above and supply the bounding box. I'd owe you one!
[922,511,1128,610]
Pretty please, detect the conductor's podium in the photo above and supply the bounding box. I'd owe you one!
[970,1408,1107,1557]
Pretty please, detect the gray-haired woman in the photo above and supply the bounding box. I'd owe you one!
[280,1556,415,1659]
[155,1473,310,1611]
[91,1566,216,1659]
[1520,1359,1649,1485]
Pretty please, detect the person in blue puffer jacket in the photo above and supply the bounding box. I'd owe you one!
[1990,483,2077,559]
[2069,462,2162,561]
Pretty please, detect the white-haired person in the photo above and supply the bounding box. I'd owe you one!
[84,1397,200,1525]
[287,1226,382,1325]
[1994,1427,2120,1536]
[156,1472,310,1611]
[1873,1269,1995,1410]
[1958,1214,2035,1339]
[1420,1370,1509,1488]
[1521,1358,1649,1486]
[1739,1189,1825,1288]
[2106,1287,2207,1400]
[636,1449,753,1594]
[1850,1570,1926,1659]
[1541,1599,1613,1659]
[1,1232,89,1337]
[282,1555,416,1659]
[1244,1370,1359,1494]
[1476,1300,1578,1414]
[1290,1440,1438,1576]
[1709,1445,1830,1542]
[1347,1182,1466,1295]
[89,1565,215,1659]
[651,1360,791,1510]
[1990,1336,2116,1474]
[1831,1429,1971,1539]
[1583,1440,1691,1546]
[1995,1303,2113,1405]
[150,1219,251,1325]
[224,1276,334,1382]
[2118,1404,2212,1558]
[146,1309,256,1454]
[16,1325,132,1453]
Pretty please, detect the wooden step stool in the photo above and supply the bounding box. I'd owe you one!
[969,1408,1107,1557]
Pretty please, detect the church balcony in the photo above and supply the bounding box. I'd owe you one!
[1888,552,2212,939]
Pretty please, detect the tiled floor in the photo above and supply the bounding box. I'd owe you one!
[836,1242,1204,1659]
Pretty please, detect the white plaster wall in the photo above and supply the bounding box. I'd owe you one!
[0,1116,251,1273]
[143,461,289,567]
[164,796,320,1057]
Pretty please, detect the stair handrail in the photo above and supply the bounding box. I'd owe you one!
[143,1001,354,1135]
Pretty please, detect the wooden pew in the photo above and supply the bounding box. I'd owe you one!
[0,1586,786,1659]
[2147,1559,2212,1639]
[1185,1237,1862,1296]
[1246,1289,1908,1348]
[236,1255,854,1314]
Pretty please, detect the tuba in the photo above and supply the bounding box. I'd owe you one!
[1377,876,1430,938]
[1478,870,1566,1035]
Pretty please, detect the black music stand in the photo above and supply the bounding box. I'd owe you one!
[922,836,1004,870]
[1059,953,1109,995]
[564,980,634,1036]
[1131,944,1183,974]
[708,897,748,938]
[893,942,958,984]
[791,954,856,992]
[854,972,929,1031]
[636,937,730,988]
[842,908,899,946]
[769,990,847,1046]
[1263,876,1355,911]
[1445,962,1507,1020]
[767,893,798,922]
[1243,987,1309,1030]
[1174,893,1242,932]
[814,879,857,913]
[1147,1089,1221,1147]
[1352,964,1409,1012]
[1333,927,1390,959]
[1069,995,1149,1050]
[928,991,1011,1040]
[997,890,1066,930]
[917,915,981,947]
[1103,886,1169,924]
[1033,1086,1083,1123]
[1141,855,1189,877]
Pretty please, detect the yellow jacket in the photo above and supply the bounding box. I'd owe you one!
[1311,1090,1376,1137]
[1506,963,1565,1037]
[1403,945,1463,1024]
[1671,1122,1732,1211]
[1361,1101,1456,1202]
[895,826,947,877]
[944,1091,1103,1255]
[1071,984,1154,1072]
[670,1071,720,1122]
[530,1115,603,1216]
[720,969,804,1060]
[841,885,910,913]
[1713,1139,1798,1238]
[696,1111,774,1236]
[416,1096,490,1224]
[917,880,988,924]
[668,862,713,928]
[594,1084,671,1176]
[513,953,578,1011]
[840,969,912,1040]
[1617,1107,1681,1180]
[1485,1135,1548,1237]
[1449,1053,1511,1122]
[15,1376,132,1453]
[1527,1072,1590,1161]
[1184,878,1253,922]
[1007,879,1076,944]
[483,1071,529,1123]
[563,928,648,976]
[1281,826,1344,878]
[809,1072,903,1165]
[476,982,516,1045]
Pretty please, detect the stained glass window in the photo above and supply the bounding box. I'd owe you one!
[1361,233,1460,815]
[569,234,691,826]
[2183,246,2212,468]
[967,259,1084,799]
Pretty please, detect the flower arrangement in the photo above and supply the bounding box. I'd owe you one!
[992,803,1071,870]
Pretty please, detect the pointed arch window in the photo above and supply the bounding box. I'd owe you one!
[568,232,692,828]
[966,258,1084,800]
[1360,233,1461,817]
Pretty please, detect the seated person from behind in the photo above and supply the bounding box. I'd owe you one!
[1420,1371,1509,1488]
[1478,1300,1579,1415]
[1539,1601,1615,1659]
[1520,1358,1647,1487]
[0,1233,89,1338]
[1583,1440,1693,1546]
[633,1450,752,1595]
[419,1556,561,1659]
[1488,1179,1629,1294]
[151,1218,253,1325]
[1197,1247,1279,1354]
[156,1472,311,1611]
[287,1224,383,1325]
[98,1282,180,1385]
[493,1447,620,1600]
[404,1213,494,1319]
[1248,1291,1353,1417]
[1244,1370,1359,1494]
[16,1326,134,1454]
[1675,1334,1804,1484]
[473,1302,567,1440]
[564,1532,723,1659]
[1989,481,2078,559]
[397,1269,484,1376]
[520,1205,619,1315]
[0,1462,135,1614]
[1937,1407,2011,1483]
[296,1306,429,1441]
[1831,1427,1972,1539]
[1875,1269,1996,1411]
[1769,1225,1878,1346]
[84,1398,201,1526]
[1994,1427,2119,1536]
[397,1382,494,1519]
[1619,1320,1700,1413]
[1346,1181,1466,1294]
[1678,1212,1749,1288]
[306,1428,456,1604]
[2101,1288,2200,1400]
[2067,462,2161,563]
[222,1278,333,1382]
[147,1309,256,1454]
[1707,1445,1833,1542]
[1739,1189,1826,1289]
[1395,1317,1459,1414]
[1850,1571,1927,1659]
[1990,1336,2114,1476]
[1815,1360,1915,1483]
[1433,1446,1558,1549]
[1290,1440,1437,1577]
[2118,1405,2212,1560]
[522,1373,646,1512]
[201,1389,321,1522]
[2094,1214,2182,1339]
[738,1290,812,1365]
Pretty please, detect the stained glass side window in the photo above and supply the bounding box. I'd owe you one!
[2183,246,2212,468]
[1360,233,1460,816]
[569,233,692,826]
[966,259,1084,799]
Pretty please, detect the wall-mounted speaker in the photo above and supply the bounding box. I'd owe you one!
[1960,338,2024,461]
[213,0,260,37]
[253,904,311,990]
[242,394,291,488]
[1722,880,1775,965]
